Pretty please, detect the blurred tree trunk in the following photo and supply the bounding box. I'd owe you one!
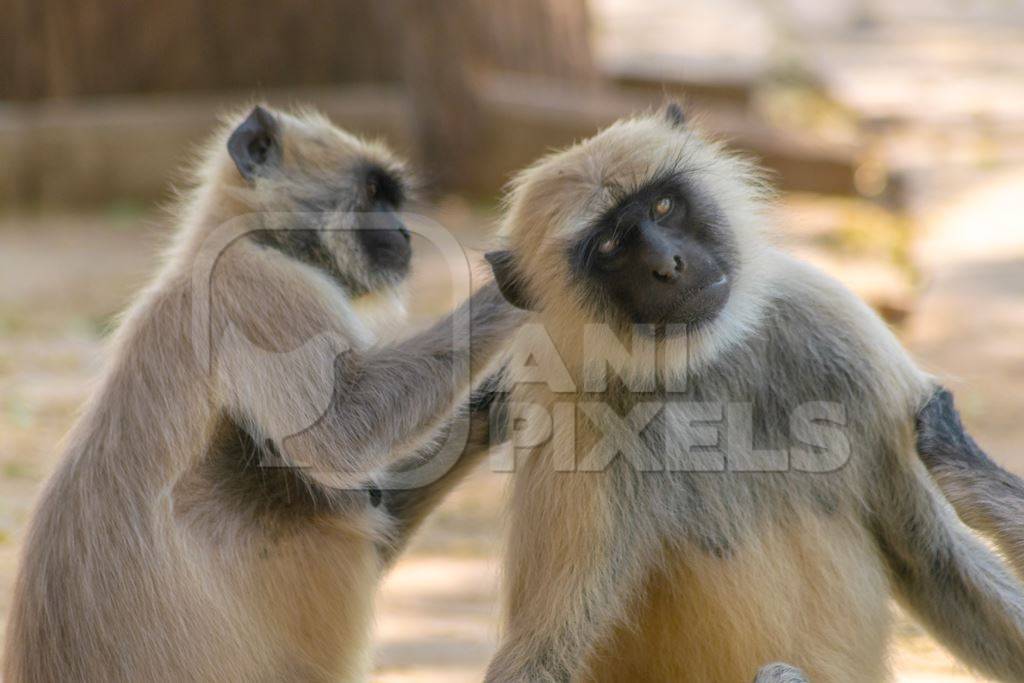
[394,0,595,192]
[1,0,406,100]
[0,0,594,194]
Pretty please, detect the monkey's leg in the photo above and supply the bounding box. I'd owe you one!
[917,386,1024,576]
[378,370,510,564]
[484,470,657,682]
[754,663,809,683]
[872,452,1024,680]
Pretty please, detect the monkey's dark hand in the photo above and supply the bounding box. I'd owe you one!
[916,386,994,473]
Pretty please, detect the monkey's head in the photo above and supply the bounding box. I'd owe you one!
[487,103,773,368]
[215,105,414,299]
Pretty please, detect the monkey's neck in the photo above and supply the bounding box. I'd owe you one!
[525,312,745,394]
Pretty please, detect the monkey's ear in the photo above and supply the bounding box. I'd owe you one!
[227,106,282,182]
[664,101,687,129]
[484,250,535,311]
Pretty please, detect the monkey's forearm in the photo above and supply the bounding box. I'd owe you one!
[284,283,520,484]
[935,464,1024,578]
[917,386,1024,574]
[337,282,517,452]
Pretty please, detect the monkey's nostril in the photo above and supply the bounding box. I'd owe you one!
[652,255,684,282]
[653,267,676,283]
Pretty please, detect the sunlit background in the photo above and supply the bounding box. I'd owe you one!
[2,1,1023,680]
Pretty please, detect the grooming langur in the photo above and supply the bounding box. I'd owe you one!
[4,106,520,682]
[483,104,1024,682]
[917,386,1024,579]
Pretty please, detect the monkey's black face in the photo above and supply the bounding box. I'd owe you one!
[355,165,412,282]
[274,163,412,297]
[571,174,735,332]
[356,210,411,277]
[228,108,414,296]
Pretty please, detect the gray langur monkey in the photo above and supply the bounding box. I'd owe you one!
[3,106,521,682]
[481,103,1024,682]
[917,386,1024,579]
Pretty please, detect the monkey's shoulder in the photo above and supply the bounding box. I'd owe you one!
[703,258,926,422]
[763,257,920,389]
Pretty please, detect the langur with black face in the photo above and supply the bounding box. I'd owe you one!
[4,106,521,682]
[482,103,1024,682]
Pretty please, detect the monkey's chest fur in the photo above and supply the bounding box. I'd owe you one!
[518,383,895,682]
[170,415,388,679]
[526,391,892,681]
[589,506,890,683]
[511,293,914,682]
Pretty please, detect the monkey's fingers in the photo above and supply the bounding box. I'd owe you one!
[753,662,808,683]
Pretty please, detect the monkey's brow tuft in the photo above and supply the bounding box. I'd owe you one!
[604,168,686,210]
[594,168,688,228]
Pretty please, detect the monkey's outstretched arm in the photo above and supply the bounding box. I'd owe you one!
[916,386,1024,576]
[872,417,1024,680]
[285,283,520,487]
[214,252,522,489]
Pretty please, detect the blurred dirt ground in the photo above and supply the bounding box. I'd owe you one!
[0,171,1022,681]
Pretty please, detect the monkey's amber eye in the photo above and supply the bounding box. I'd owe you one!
[597,237,618,255]
[653,197,673,218]
[366,179,378,200]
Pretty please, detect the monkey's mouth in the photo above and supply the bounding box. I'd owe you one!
[633,274,730,337]
[358,228,413,283]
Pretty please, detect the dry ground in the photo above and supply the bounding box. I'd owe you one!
[0,174,1022,680]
